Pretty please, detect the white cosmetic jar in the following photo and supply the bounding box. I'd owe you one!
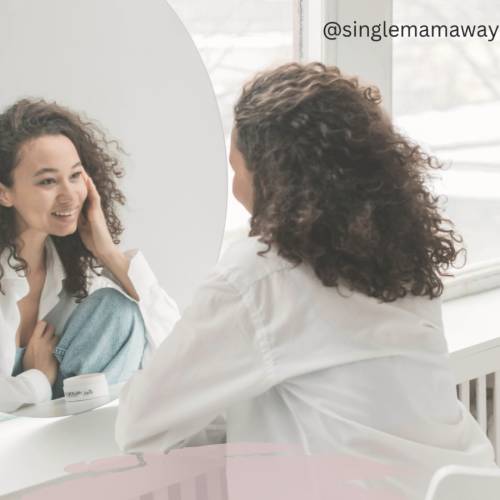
[63,373,109,402]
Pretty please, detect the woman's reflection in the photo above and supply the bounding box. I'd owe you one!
[0,98,179,413]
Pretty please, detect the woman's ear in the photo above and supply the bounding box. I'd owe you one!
[0,183,14,207]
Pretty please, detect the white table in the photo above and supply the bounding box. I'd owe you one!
[0,385,125,495]
[0,402,121,497]
[443,287,500,383]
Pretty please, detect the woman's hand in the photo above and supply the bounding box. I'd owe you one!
[22,320,59,386]
[79,171,139,300]
[78,171,116,259]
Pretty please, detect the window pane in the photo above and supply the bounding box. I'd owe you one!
[393,0,500,266]
[169,0,294,231]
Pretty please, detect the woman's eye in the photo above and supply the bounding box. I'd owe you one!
[38,178,56,186]
[71,171,82,180]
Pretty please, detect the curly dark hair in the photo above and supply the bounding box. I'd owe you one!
[233,62,463,302]
[0,98,126,300]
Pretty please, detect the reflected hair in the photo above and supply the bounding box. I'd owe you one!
[0,98,125,300]
[233,62,464,302]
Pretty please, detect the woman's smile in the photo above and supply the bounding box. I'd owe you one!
[50,206,81,230]
[51,207,80,218]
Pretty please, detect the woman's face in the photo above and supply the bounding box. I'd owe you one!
[0,134,88,238]
[229,127,254,213]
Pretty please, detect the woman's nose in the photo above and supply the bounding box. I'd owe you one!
[56,180,77,204]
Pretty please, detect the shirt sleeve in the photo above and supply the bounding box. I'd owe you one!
[97,249,181,359]
[0,369,52,413]
[115,271,276,453]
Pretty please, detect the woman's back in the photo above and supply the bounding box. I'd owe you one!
[219,236,495,498]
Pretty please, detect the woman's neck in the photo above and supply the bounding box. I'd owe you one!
[16,230,47,277]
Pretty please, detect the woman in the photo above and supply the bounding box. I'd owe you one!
[116,63,495,498]
[0,98,179,413]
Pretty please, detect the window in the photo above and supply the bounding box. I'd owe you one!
[168,0,295,235]
[393,0,500,268]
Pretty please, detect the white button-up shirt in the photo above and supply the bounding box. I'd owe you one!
[0,237,179,413]
[116,236,495,499]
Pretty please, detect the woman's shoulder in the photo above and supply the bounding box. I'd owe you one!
[214,236,294,293]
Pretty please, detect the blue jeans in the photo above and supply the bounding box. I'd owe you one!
[12,288,146,399]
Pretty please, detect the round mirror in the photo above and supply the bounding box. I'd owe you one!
[0,0,226,418]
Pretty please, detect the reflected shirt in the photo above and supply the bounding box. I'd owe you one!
[116,236,495,500]
[0,237,180,413]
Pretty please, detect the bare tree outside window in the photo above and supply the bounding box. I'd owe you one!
[169,0,294,235]
[393,0,500,266]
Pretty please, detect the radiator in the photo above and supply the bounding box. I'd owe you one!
[457,372,500,465]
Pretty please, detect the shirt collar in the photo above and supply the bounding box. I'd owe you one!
[0,245,29,306]
[0,236,66,290]
[0,246,25,281]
